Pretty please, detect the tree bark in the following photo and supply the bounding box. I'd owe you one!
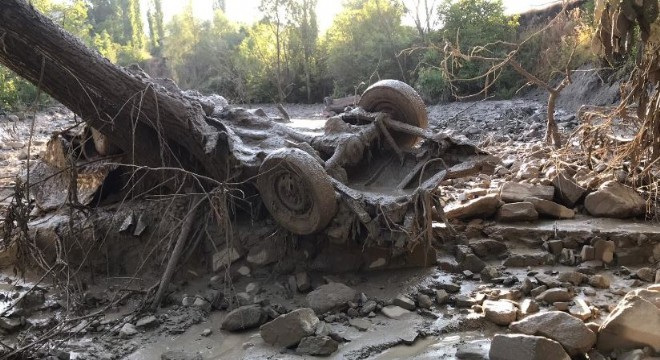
[0,0,231,187]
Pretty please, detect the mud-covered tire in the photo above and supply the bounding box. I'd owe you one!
[257,148,338,235]
[358,79,428,148]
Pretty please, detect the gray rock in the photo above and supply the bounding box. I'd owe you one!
[393,294,416,311]
[221,305,266,331]
[469,239,507,258]
[435,289,449,304]
[546,240,564,255]
[497,202,538,222]
[524,197,575,219]
[593,239,615,263]
[535,288,572,303]
[584,181,645,218]
[597,288,660,353]
[135,315,159,329]
[260,308,319,348]
[558,271,587,286]
[160,351,203,360]
[510,311,597,356]
[504,253,547,267]
[519,299,539,317]
[489,334,570,360]
[456,339,490,359]
[589,275,611,289]
[483,300,517,326]
[0,317,22,332]
[568,298,592,321]
[636,267,655,282]
[417,294,433,309]
[306,283,357,314]
[212,247,241,272]
[246,241,284,266]
[296,335,339,356]
[535,273,561,288]
[460,254,486,273]
[295,272,311,292]
[119,323,138,338]
[500,182,555,203]
[381,305,410,319]
[360,300,377,315]
[552,172,586,208]
[348,318,371,331]
[445,194,500,220]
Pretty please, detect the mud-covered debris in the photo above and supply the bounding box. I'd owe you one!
[260,308,319,348]
[306,283,357,314]
[135,315,159,329]
[584,181,646,218]
[221,305,267,331]
[489,334,570,360]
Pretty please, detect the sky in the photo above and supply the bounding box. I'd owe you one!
[160,0,564,33]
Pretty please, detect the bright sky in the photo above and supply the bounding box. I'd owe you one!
[161,0,563,32]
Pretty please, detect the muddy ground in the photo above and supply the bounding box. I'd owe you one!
[0,94,658,360]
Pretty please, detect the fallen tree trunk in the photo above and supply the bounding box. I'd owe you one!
[0,0,230,187]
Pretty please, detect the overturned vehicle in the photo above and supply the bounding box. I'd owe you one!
[0,1,496,275]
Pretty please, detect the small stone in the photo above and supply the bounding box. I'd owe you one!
[530,285,547,297]
[455,295,476,308]
[135,315,159,329]
[381,305,410,319]
[296,335,338,356]
[417,294,433,309]
[569,299,592,321]
[438,282,461,293]
[0,317,22,332]
[636,267,655,283]
[237,266,251,276]
[525,197,575,219]
[483,300,517,326]
[119,323,138,338]
[212,247,241,272]
[393,294,416,311]
[589,275,611,289]
[193,296,212,312]
[360,300,377,315]
[520,299,539,317]
[160,351,203,360]
[461,254,486,274]
[306,283,357,314]
[435,289,449,304]
[535,288,572,304]
[348,318,371,331]
[521,278,533,295]
[221,305,266,331]
[593,239,615,264]
[546,240,564,255]
[558,271,587,286]
[260,308,319,348]
[553,302,570,311]
[535,273,561,288]
[201,328,212,337]
[580,246,595,261]
[295,272,311,292]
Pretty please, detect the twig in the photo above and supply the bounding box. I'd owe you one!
[150,195,204,310]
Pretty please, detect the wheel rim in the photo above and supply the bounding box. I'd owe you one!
[273,168,312,214]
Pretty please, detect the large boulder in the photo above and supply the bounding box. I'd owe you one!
[584,181,645,218]
[497,202,538,222]
[597,288,660,353]
[509,311,596,356]
[489,334,570,360]
[306,283,357,314]
[445,194,500,220]
[221,305,267,331]
[296,335,339,356]
[500,182,554,203]
[260,308,319,348]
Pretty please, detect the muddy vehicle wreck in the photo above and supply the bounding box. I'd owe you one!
[0,1,495,278]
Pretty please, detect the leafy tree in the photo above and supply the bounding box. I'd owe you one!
[147,0,165,56]
[323,0,416,96]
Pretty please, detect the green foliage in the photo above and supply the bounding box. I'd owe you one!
[324,0,416,96]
